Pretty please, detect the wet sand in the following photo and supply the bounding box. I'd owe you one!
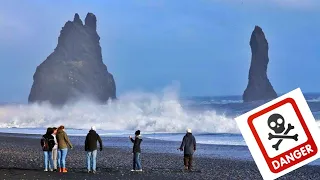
[0,133,320,180]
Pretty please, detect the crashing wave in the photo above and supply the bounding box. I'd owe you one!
[0,86,239,134]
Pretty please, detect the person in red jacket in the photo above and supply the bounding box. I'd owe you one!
[41,128,56,171]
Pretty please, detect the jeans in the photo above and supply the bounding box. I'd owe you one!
[86,150,97,171]
[44,151,54,170]
[52,148,58,170]
[57,148,68,168]
[133,153,142,170]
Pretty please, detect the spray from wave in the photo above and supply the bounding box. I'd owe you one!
[0,85,239,133]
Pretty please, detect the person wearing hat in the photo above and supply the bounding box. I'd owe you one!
[85,126,103,174]
[129,130,143,172]
[179,128,196,170]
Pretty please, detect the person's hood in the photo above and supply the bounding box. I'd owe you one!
[186,132,192,137]
[57,129,64,134]
[136,135,142,139]
[43,134,50,137]
[89,130,96,134]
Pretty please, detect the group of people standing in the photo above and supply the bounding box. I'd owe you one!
[41,125,73,173]
[41,126,196,173]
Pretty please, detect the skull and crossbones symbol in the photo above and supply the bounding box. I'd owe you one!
[267,113,298,151]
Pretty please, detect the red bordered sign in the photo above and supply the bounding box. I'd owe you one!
[235,88,320,179]
[248,97,317,173]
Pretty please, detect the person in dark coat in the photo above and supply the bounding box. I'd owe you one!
[129,130,143,172]
[85,126,103,173]
[41,127,56,171]
[179,128,196,170]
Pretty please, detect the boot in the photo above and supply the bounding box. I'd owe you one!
[62,168,68,173]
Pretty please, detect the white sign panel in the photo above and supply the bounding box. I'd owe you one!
[235,88,320,180]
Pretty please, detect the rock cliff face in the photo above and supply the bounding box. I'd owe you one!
[243,26,277,102]
[28,13,116,105]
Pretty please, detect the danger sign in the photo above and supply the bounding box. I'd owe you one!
[235,88,320,179]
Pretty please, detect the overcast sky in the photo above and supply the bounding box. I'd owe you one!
[0,0,319,102]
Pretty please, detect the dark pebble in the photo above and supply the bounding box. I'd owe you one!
[0,133,319,180]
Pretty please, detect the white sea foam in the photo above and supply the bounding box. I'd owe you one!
[0,86,239,134]
[307,97,320,102]
[199,99,243,105]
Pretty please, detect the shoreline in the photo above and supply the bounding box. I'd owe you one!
[0,133,320,179]
[0,131,254,161]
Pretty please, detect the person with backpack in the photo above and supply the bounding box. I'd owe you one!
[56,125,73,173]
[84,126,103,174]
[41,127,56,172]
[178,128,196,171]
[129,130,143,172]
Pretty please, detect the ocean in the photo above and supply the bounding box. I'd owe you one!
[1,91,320,164]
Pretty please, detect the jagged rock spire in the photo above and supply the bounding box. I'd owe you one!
[28,13,116,105]
[73,13,83,25]
[85,12,97,31]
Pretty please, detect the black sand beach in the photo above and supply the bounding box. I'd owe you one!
[0,133,320,180]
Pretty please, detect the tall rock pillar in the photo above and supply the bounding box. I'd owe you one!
[243,26,277,102]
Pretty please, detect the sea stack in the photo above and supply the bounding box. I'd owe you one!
[28,13,116,105]
[243,26,277,102]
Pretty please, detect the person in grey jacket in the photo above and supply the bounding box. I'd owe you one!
[179,128,196,170]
